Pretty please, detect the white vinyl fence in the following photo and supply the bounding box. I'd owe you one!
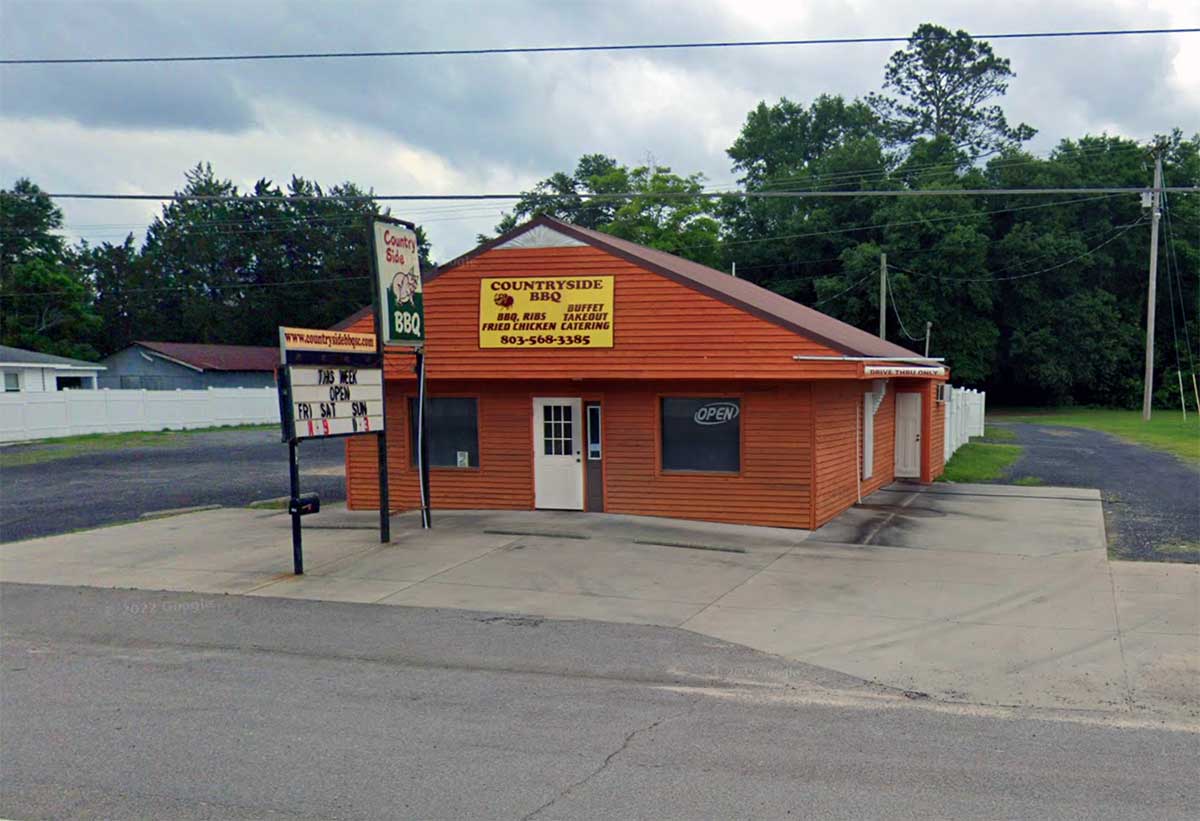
[943,386,986,459]
[0,387,279,443]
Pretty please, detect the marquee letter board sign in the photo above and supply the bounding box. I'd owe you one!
[277,326,385,441]
[478,275,614,348]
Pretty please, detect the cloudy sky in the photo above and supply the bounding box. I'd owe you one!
[2,0,1196,261]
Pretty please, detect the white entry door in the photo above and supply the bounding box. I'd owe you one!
[533,397,584,510]
[894,392,922,478]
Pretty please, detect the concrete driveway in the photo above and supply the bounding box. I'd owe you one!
[2,484,1196,721]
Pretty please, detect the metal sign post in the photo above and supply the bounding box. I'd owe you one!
[369,215,430,529]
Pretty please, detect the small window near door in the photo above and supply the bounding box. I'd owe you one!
[661,397,740,473]
[409,397,479,468]
[542,403,574,456]
[3,372,18,392]
[862,393,875,479]
[586,405,602,460]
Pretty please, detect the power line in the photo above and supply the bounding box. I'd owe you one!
[884,270,924,341]
[4,28,1195,66]
[39,186,1200,203]
[1162,190,1196,371]
[890,217,1147,283]
[2,274,373,299]
[720,139,1153,193]
[813,274,871,307]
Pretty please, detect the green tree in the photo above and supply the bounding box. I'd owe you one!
[76,234,146,356]
[867,24,1035,159]
[493,156,722,267]
[720,95,889,298]
[0,179,100,358]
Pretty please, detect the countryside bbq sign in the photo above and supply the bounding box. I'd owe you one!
[479,276,614,348]
[372,219,424,346]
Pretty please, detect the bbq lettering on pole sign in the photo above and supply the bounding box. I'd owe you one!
[373,221,424,346]
[478,276,614,348]
[287,366,385,440]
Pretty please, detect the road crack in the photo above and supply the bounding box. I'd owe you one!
[522,706,692,820]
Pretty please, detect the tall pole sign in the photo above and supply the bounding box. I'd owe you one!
[277,326,385,574]
[369,216,431,529]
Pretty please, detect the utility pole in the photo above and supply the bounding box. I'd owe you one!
[924,321,932,358]
[1142,147,1164,421]
[879,252,887,339]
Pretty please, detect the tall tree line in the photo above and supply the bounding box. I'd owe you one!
[493,25,1198,408]
[0,163,431,359]
[0,24,1195,408]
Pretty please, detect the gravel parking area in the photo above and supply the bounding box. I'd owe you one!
[998,423,1199,563]
[1,428,346,542]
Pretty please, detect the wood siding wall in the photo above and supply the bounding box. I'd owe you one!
[344,245,862,382]
[340,241,947,529]
[811,381,897,528]
[346,380,813,529]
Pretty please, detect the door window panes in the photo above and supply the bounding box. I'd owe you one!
[542,403,573,456]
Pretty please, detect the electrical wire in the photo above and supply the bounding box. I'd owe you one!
[39,186,1199,202]
[884,270,925,341]
[889,217,1147,283]
[4,29,1195,65]
[2,274,373,299]
[1162,190,1197,372]
[812,274,871,307]
[715,139,1152,194]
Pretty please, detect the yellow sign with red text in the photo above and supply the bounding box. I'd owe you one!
[479,276,614,348]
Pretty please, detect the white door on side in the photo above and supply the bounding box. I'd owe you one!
[533,397,584,510]
[894,392,922,478]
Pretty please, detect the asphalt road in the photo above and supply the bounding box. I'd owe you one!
[3,583,1197,820]
[1,429,346,543]
[998,422,1200,562]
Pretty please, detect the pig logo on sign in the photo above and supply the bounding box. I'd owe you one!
[494,292,515,308]
[391,271,419,306]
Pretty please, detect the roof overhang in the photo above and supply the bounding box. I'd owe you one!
[0,362,106,371]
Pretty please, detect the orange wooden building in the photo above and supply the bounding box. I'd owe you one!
[339,216,947,530]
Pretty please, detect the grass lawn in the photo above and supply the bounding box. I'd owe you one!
[938,442,1023,483]
[0,423,275,467]
[991,408,1200,465]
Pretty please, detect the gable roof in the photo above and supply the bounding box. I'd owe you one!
[127,341,278,372]
[338,215,923,359]
[0,344,105,370]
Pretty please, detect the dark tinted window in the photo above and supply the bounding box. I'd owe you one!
[409,397,479,468]
[661,398,740,472]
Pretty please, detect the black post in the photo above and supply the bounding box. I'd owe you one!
[416,349,432,528]
[288,440,303,575]
[377,429,390,543]
[368,220,392,544]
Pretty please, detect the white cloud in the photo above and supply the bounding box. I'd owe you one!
[2,0,1196,262]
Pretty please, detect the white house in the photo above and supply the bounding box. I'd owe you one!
[0,344,106,392]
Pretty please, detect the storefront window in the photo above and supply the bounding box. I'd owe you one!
[409,397,479,468]
[661,397,740,473]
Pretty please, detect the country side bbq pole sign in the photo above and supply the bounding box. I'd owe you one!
[277,326,386,574]
[369,216,431,530]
